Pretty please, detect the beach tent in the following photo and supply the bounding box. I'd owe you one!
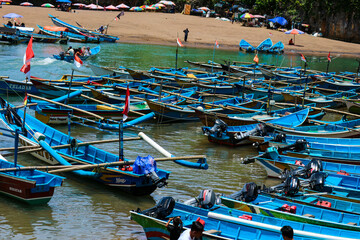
[285,28,304,44]
[116,3,130,9]
[105,5,118,10]
[20,2,33,6]
[0,0,12,2]
[89,5,104,9]
[268,16,288,26]
[3,13,23,18]
[41,3,54,7]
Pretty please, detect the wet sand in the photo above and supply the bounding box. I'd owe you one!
[2,5,360,57]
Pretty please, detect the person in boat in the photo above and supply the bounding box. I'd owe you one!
[20,23,25,27]
[6,21,13,27]
[289,38,294,45]
[84,47,91,56]
[178,220,204,240]
[165,216,183,240]
[66,46,74,56]
[281,226,294,240]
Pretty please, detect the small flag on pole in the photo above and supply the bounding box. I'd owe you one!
[23,93,28,105]
[115,11,124,21]
[20,36,34,78]
[327,52,331,62]
[177,38,184,47]
[215,40,219,48]
[74,53,83,68]
[300,54,307,62]
[122,84,130,121]
[253,54,259,64]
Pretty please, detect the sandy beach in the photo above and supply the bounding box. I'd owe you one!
[1,5,360,57]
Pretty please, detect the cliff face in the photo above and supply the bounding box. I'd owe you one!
[306,2,360,43]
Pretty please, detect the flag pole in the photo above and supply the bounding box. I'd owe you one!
[67,69,74,105]
[211,41,216,72]
[302,60,308,108]
[21,76,28,134]
[175,39,179,69]
[119,120,124,163]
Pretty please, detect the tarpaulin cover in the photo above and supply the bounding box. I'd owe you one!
[44,26,68,32]
[133,155,157,174]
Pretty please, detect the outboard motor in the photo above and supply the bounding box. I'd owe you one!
[267,176,300,197]
[202,119,228,137]
[227,182,259,203]
[278,139,308,152]
[234,123,266,141]
[141,197,175,219]
[280,158,323,180]
[273,133,287,143]
[183,189,220,208]
[308,172,326,192]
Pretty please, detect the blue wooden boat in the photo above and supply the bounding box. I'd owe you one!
[268,41,284,54]
[131,197,359,240]
[37,25,100,43]
[201,108,309,146]
[239,39,255,52]
[256,38,273,52]
[49,14,119,42]
[53,46,101,63]
[0,141,64,204]
[146,96,256,122]
[221,193,360,231]
[0,99,172,195]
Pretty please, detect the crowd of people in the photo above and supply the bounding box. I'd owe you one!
[6,21,25,27]
[65,46,91,56]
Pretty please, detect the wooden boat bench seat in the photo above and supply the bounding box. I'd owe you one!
[204,229,222,235]
[302,214,315,218]
[347,222,357,226]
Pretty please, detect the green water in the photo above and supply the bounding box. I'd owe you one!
[0,42,358,239]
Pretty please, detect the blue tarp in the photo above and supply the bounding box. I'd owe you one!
[56,0,71,3]
[133,155,157,175]
[268,16,288,26]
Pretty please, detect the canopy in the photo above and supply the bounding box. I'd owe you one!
[105,5,118,10]
[41,3,54,7]
[3,13,23,18]
[56,0,71,3]
[44,26,68,32]
[116,3,129,8]
[85,3,96,8]
[268,16,288,26]
[253,15,265,19]
[89,5,103,9]
[198,7,209,11]
[20,2,33,6]
[0,0,12,2]
[129,6,143,11]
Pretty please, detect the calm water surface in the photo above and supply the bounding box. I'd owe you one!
[0,42,358,239]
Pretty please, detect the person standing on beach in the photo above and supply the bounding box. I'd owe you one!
[183,28,189,42]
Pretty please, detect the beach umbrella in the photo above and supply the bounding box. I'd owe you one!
[285,28,304,45]
[20,2,33,6]
[89,5,103,9]
[85,3,96,8]
[253,15,265,19]
[198,7,209,11]
[105,5,118,10]
[0,0,12,2]
[240,13,254,19]
[41,3,54,7]
[3,13,23,18]
[159,1,175,6]
[153,3,165,7]
[116,3,129,9]
[139,5,148,9]
[129,6,142,11]
[73,3,85,7]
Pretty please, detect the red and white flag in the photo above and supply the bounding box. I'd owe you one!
[20,36,34,78]
[215,40,219,48]
[327,52,331,62]
[74,53,83,68]
[177,38,184,47]
[300,54,307,62]
[253,54,259,64]
[122,84,130,121]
